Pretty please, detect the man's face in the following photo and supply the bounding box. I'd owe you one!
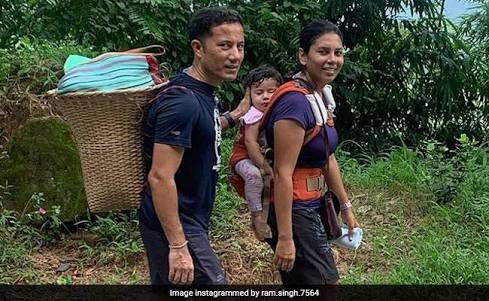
[197,22,245,85]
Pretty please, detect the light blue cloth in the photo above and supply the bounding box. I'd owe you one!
[333,224,363,250]
[64,55,91,72]
[58,55,154,94]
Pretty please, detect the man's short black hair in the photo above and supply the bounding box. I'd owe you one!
[188,7,243,41]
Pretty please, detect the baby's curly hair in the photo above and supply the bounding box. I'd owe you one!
[242,65,283,89]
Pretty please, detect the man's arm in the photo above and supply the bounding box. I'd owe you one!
[148,143,193,285]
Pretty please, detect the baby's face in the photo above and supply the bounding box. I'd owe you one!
[251,78,279,112]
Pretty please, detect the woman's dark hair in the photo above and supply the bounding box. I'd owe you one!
[242,65,283,89]
[299,20,343,54]
[188,8,243,42]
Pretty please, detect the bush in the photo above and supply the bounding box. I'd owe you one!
[1,1,487,149]
[0,39,97,141]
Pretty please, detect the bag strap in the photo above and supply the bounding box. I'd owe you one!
[148,85,191,104]
[140,84,194,194]
[84,45,166,64]
[261,173,272,235]
[123,45,165,56]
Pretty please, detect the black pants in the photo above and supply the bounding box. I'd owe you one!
[266,207,339,285]
[139,222,226,285]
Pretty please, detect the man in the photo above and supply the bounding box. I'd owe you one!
[138,7,248,285]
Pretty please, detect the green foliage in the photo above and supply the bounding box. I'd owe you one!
[386,205,489,284]
[0,229,34,283]
[1,135,489,283]
[211,132,243,235]
[420,135,482,204]
[336,16,484,149]
[338,144,429,193]
[0,38,97,89]
[0,39,97,140]
[84,211,143,259]
[55,275,73,285]
[0,0,192,72]
[460,0,489,137]
[1,0,487,149]
[338,136,489,284]
[21,192,68,244]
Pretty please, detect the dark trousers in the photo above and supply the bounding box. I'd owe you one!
[266,207,339,285]
[139,222,226,285]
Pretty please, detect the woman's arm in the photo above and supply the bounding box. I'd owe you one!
[324,154,360,239]
[273,119,305,272]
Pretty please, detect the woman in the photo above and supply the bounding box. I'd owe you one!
[264,20,360,284]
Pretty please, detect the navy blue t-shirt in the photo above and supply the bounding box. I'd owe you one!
[265,91,339,167]
[265,91,339,209]
[138,72,221,234]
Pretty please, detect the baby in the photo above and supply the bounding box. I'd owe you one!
[229,65,283,240]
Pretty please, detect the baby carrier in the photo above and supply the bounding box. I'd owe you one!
[228,78,331,201]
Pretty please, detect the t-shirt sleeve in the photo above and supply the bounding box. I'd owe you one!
[152,88,199,148]
[271,92,315,130]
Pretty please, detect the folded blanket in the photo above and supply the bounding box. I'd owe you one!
[57,53,163,94]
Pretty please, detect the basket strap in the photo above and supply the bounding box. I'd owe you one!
[140,84,195,195]
[148,85,191,104]
[87,45,166,63]
[123,45,165,56]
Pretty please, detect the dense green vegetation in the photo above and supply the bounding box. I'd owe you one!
[0,0,488,284]
[1,0,488,149]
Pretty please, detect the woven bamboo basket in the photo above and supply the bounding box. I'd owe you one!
[48,83,167,213]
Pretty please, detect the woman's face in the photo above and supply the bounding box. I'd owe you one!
[299,32,344,87]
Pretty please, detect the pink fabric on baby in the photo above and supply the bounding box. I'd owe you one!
[240,106,264,125]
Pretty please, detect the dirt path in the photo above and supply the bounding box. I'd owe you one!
[22,209,360,284]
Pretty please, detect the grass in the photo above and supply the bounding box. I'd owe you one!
[211,133,244,237]
[336,136,489,284]
[1,136,488,284]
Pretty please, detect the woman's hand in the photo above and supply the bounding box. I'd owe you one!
[274,238,296,272]
[341,209,360,241]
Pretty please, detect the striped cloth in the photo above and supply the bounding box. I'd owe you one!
[57,54,161,94]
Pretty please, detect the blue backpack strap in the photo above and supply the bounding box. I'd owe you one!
[149,84,191,104]
[140,84,193,194]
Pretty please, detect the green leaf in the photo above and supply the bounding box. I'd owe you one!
[55,275,73,285]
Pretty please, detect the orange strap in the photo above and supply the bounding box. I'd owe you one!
[259,81,309,132]
[292,167,324,201]
[270,167,324,203]
[259,80,321,146]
